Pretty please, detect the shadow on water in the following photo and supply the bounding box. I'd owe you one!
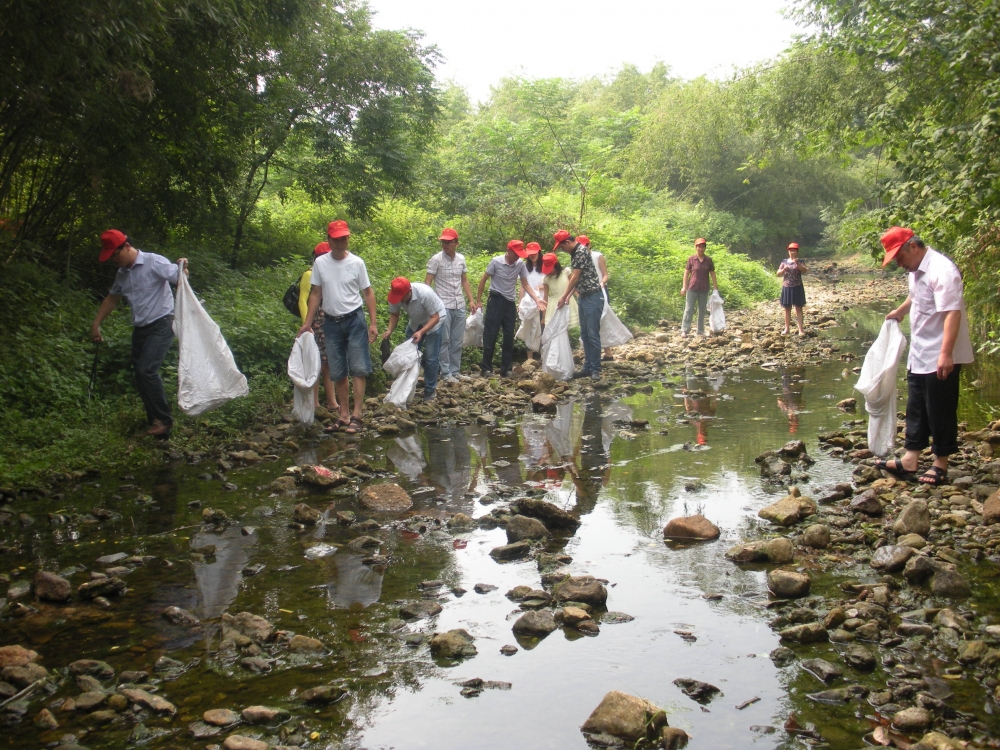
[3,279,1000,748]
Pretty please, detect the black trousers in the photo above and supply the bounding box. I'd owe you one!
[481,292,516,374]
[132,314,175,426]
[904,365,961,456]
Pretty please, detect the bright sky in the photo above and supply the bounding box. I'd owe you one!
[368,0,803,103]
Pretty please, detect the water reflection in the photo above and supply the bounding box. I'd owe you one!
[682,372,722,445]
[322,552,383,610]
[190,525,257,619]
[777,365,806,435]
[425,426,474,507]
[387,436,426,481]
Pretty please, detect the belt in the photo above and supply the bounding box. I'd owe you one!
[578,289,602,299]
[489,290,515,302]
[135,313,174,329]
[328,305,362,322]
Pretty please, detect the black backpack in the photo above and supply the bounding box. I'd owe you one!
[283,273,304,317]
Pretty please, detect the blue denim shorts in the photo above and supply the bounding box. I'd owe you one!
[323,307,372,381]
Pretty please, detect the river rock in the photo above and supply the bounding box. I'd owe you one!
[292,503,321,525]
[77,576,126,599]
[448,513,475,527]
[512,610,558,636]
[759,494,816,526]
[764,537,794,563]
[759,455,791,478]
[779,623,828,644]
[122,688,177,715]
[301,464,347,487]
[0,645,39,669]
[870,545,914,572]
[767,569,810,598]
[69,659,115,679]
[894,500,931,536]
[843,644,876,671]
[399,600,442,620]
[34,708,59,730]
[241,705,290,724]
[75,691,108,711]
[531,393,558,412]
[300,685,348,705]
[222,612,275,642]
[801,524,831,548]
[83,709,117,726]
[163,606,200,626]
[673,678,721,703]
[270,475,297,492]
[552,576,608,607]
[935,608,969,631]
[188,721,221,739]
[779,440,807,458]
[956,640,988,663]
[429,629,478,659]
[359,483,412,512]
[913,732,966,749]
[580,690,668,741]
[725,541,768,562]
[662,515,720,541]
[506,514,550,542]
[849,489,883,515]
[32,571,72,603]
[801,658,842,682]
[288,635,325,653]
[660,727,690,749]
[511,497,581,530]
[983,488,1000,524]
[897,533,927,549]
[770,646,796,666]
[223,736,269,750]
[203,708,240,726]
[893,706,932,733]
[904,555,938,583]
[560,607,592,626]
[931,569,970,598]
[489,541,531,561]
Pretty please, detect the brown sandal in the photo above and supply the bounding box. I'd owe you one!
[344,416,363,435]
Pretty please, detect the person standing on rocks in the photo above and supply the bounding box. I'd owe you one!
[553,230,604,380]
[425,228,476,382]
[298,220,378,434]
[777,242,808,336]
[878,226,974,486]
[578,234,615,361]
[681,238,718,338]
[520,241,546,362]
[298,241,339,413]
[476,240,547,378]
[90,229,188,438]
[383,277,447,402]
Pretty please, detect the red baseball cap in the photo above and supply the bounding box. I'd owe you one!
[541,253,558,275]
[507,239,527,258]
[695,237,707,246]
[525,241,541,256]
[99,229,128,262]
[388,277,411,305]
[576,235,590,246]
[439,228,459,241]
[552,229,573,252]
[880,226,914,267]
[327,220,351,239]
[787,242,799,250]
[314,241,331,256]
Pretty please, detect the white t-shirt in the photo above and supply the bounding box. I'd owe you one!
[907,247,974,374]
[311,252,371,317]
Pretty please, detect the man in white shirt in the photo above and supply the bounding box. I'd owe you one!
[298,220,378,434]
[383,278,447,401]
[425,228,476,382]
[880,226,974,486]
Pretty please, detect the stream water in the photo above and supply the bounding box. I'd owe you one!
[3,279,1000,749]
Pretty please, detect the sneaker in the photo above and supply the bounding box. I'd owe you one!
[443,375,459,384]
[571,370,588,379]
[481,369,494,378]
[145,420,171,438]
[589,372,601,381]
[500,370,512,379]
[423,392,436,403]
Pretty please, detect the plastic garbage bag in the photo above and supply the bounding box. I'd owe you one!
[173,264,248,416]
[383,339,422,407]
[600,302,633,348]
[855,319,907,457]
[287,332,321,425]
[463,307,484,347]
[708,289,726,334]
[515,294,542,352]
[541,305,575,381]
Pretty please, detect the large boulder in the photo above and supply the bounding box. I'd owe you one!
[32,571,72,603]
[531,393,558,413]
[758,494,816,526]
[506,515,550,543]
[870,545,914,572]
[359,484,412,512]
[511,498,581,531]
[489,541,532,561]
[767,569,810,598]
[429,629,477,659]
[849,489,883,515]
[931,569,971,598]
[512,610,558,636]
[663,515,720,541]
[301,465,347,488]
[893,500,931,536]
[552,576,608,607]
[801,524,831,549]
[580,690,668,741]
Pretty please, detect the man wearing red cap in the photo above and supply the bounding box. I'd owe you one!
[383,277,447,402]
[553,230,604,379]
[90,230,188,437]
[878,226,974,485]
[425,228,476,382]
[681,238,718,337]
[476,240,547,377]
[298,220,378,433]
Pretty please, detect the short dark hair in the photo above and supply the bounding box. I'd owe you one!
[909,235,926,249]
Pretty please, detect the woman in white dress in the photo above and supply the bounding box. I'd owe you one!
[521,241,546,360]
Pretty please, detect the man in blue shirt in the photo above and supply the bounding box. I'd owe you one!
[91,229,187,437]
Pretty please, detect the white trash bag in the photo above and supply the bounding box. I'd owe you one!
[600,301,633,348]
[855,319,908,457]
[515,294,542,352]
[708,289,726,334]
[173,264,248,416]
[287,332,321,425]
[383,339,422,407]
[463,307,484,347]
[541,305,575,381]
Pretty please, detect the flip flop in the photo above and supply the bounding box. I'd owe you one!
[874,458,916,481]
[344,416,363,435]
[918,466,948,486]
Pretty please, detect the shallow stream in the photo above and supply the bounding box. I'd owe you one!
[3,280,1000,749]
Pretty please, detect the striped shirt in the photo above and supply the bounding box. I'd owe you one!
[426,250,468,310]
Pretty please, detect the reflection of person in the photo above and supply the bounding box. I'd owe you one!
[425,228,477,383]
[777,366,806,434]
[425,426,473,506]
[681,238,718,338]
[387,435,426,481]
[777,242,808,336]
[571,394,610,514]
[879,226,974,486]
[487,420,523,487]
[299,242,339,412]
[325,553,383,610]
[191,525,257,619]
[298,220,378,434]
[683,390,717,446]
[90,229,188,438]
[384,277,446,402]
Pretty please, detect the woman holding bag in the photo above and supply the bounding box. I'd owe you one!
[777,242,807,337]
